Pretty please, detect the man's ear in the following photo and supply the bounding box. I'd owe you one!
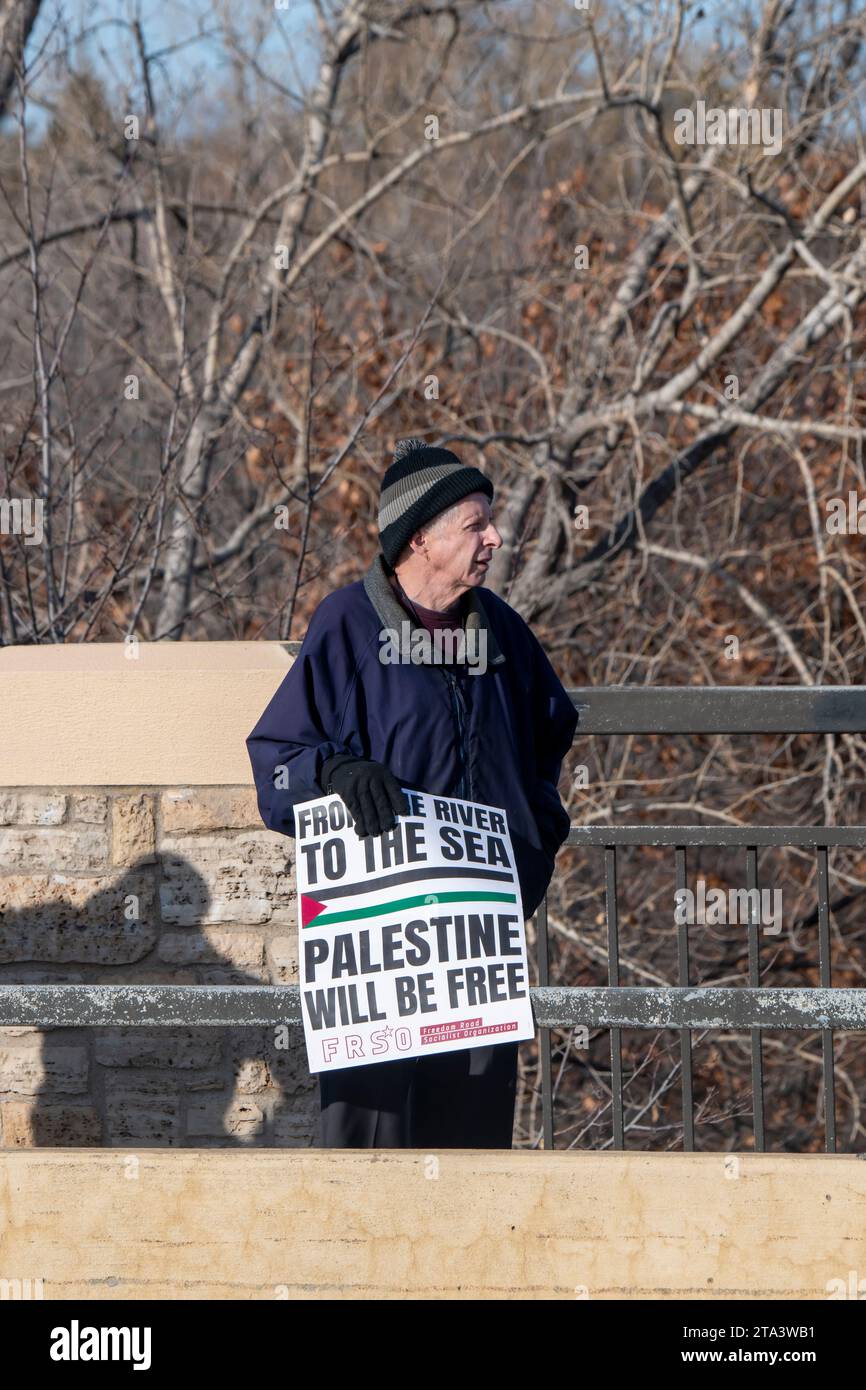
[408,528,429,558]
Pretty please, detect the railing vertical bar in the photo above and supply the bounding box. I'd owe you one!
[746,846,766,1152]
[675,846,695,1151]
[605,845,624,1150]
[816,846,837,1154]
[536,893,554,1151]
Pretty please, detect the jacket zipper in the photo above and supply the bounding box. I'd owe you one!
[442,667,471,800]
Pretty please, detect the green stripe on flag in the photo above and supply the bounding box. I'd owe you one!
[305,889,517,927]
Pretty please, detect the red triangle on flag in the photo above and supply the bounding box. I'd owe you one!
[301,894,327,927]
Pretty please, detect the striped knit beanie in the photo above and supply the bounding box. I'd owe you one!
[378,438,494,568]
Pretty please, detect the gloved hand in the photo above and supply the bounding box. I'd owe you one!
[320,754,409,839]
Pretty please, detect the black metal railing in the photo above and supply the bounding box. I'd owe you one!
[2,685,865,1153]
[530,685,866,1154]
[532,828,866,1154]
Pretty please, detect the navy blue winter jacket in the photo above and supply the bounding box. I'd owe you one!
[246,553,578,919]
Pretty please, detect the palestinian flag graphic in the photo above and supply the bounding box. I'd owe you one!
[301,864,517,928]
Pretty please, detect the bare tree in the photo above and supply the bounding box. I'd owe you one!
[4,0,866,1148]
[0,0,40,119]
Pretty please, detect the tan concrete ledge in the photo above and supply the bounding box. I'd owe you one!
[0,641,295,786]
[0,1149,862,1300]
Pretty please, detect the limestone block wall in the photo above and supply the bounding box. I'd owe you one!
[0,642,318,1148]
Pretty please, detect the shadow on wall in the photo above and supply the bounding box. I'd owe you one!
[0,853,316,1148]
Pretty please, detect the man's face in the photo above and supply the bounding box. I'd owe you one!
[422,492,502,589]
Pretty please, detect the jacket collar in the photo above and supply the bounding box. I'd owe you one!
[363,553,505,667]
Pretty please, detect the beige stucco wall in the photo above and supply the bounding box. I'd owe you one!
[0,640,294,786]
[0,1149,862,1300]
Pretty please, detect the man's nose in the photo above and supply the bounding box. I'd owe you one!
[485,523,503,548]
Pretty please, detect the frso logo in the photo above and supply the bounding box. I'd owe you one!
[50,1320,152,1370]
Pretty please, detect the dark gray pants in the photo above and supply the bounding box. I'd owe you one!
[317,1041,519,1148]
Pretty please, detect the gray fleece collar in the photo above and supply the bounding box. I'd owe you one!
[362,552,505,667]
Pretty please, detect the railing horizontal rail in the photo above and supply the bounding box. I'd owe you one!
[567,685,866,734]
[0,985,306,1027]
[1,985,866,1030]
[566,824,866,846]
[531,987,866,1029]
[279,670,866,734]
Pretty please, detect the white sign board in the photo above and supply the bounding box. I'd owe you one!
[295,788,535,1072]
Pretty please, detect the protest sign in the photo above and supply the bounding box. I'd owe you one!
[295,788,536,1073]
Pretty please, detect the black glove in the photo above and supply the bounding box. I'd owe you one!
[320,754,409,839]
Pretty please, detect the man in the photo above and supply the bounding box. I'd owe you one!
[246,437,578,1148]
